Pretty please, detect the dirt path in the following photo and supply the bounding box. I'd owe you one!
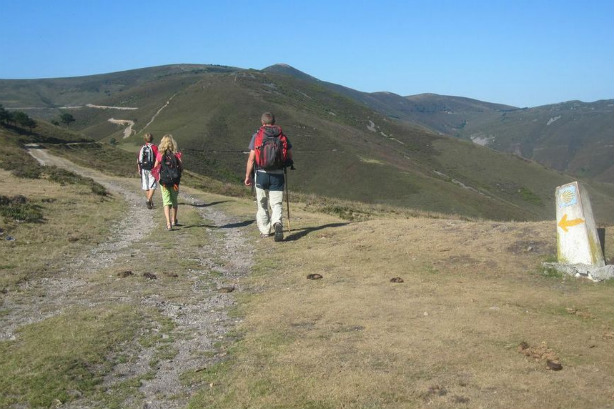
[15,147,254,408]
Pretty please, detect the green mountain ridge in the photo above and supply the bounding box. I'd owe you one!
[262,64,613,183]
[1,64,612,223]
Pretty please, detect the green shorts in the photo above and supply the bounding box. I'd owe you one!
[160,185,179,207]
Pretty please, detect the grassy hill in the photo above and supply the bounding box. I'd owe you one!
[1,129,613,408]
[1,65,613,223]
[456,100,614,183]
[263,64,613,184]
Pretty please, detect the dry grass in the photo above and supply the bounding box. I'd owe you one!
[192,203,614,409]
[0,167,220,408]
[2,163,613,408]
[0,170,119,289]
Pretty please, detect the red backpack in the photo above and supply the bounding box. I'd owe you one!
[254,125,289,170]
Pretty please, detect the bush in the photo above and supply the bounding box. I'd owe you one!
[0,149,42,179]
[11,164,43,179]
[46,166,108,196]
[0,195,44,223]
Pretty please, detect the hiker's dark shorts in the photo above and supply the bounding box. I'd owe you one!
[255,171,284,192]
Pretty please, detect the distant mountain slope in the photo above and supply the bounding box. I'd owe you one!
[397,96,613,183]
[0,64,237,119]
[1,64,612,223]
[262,64,613,184]
[457,100,614,183]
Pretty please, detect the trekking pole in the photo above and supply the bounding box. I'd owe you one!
[284,167,291,232]
[251,168,256,199]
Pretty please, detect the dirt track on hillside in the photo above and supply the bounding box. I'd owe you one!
[10,147,254,408]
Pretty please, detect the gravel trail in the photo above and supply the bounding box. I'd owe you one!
[5,147,255,408]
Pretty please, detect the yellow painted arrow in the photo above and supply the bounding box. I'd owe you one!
[558,214,585,232]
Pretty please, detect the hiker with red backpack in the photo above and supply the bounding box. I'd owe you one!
[244,112,293,242]
[153,134,183,231]
[137,133,159,209]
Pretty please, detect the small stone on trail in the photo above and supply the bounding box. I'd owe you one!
[218,286,235,293]
[546,360,563,371]
[390,277,404,283]
[117,270,133,278]
[143,272,157,280]
[163,272,178,278]
[307,273,323,280]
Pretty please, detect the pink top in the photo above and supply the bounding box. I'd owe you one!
[155,150,182,163]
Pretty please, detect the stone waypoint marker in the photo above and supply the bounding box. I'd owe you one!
[555,181,605,267]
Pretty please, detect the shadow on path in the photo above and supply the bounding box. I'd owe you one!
[189,200,229,208]
[284,222,350,241]
[219,220,255,229]
[177,220,254,230]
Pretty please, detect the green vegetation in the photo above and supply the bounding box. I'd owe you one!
[0,104,37,132]
[0,306,144,408]
[59,112,75,127]
[0,130,108,196]
[0,118,612,408]
[0,195,44,223]
[1,65,612,222]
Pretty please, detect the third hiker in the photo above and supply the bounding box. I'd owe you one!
[137,133,158,209]
[244,112,293,242]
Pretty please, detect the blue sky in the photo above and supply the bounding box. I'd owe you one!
[1,0,612,107]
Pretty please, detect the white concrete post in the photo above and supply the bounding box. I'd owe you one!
[555,181,605,266]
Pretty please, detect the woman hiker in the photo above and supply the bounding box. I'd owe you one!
[153,134,183,230]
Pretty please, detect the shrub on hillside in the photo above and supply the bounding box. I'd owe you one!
[0,151,42,179]
[0,195,44,223]
[46,166,108,196]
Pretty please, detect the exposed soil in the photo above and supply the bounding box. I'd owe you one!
[7,147,254,408]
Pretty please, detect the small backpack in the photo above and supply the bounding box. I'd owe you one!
[254,126,289,171]
[139,144,154,170]
[159,151,182,187]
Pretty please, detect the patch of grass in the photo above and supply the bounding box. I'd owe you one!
[0,306,143,409]
[539,265,565,279]
[299,192,450,222]
[48,142,135,178]
[150,345,179,369]
[139,316,175,348]
[0,169,122,290]
[45,166,108,196]
[189,209,614,409]
[0,195,44,223]
[0,138,42,179]
[9,162,43,179]
[518,186,543,205]
[0,132,108,196]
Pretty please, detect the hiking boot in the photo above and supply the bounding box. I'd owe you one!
[146,200,152,209]
[274,222,283,242]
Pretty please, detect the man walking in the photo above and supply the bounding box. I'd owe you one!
[137,133,158,209]
[244,112,293,241]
